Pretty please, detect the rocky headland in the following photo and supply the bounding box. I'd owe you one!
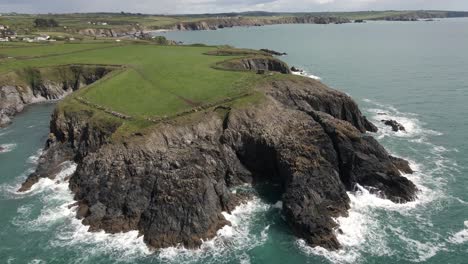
[18,53,417,251]
[172,16,350,31]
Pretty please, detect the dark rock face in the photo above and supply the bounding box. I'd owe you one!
[290,66,303,73]
[260,49,287,56]
[219,57,291,74]
[382,119,406,132]
[21,76,417,250]
[240,58,291,74]
[390,156,414,174]
[173,16,351,31]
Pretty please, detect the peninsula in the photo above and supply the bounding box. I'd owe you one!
[0,41,417,250]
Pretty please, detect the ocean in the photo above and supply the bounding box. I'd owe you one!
[1,19,467,263]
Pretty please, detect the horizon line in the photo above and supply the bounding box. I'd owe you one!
[1,9,468,16]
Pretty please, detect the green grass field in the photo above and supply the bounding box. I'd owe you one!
[0,42,268,134]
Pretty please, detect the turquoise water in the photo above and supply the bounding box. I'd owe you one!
[1,19,468,263]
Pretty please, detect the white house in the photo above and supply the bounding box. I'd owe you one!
[34,35,50,41]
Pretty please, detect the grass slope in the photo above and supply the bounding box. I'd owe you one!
[0,42,268,136]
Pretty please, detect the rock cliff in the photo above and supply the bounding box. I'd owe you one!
[172,16,350,31]
[215,56,291,74]
[0,65,113,127]
[20,71,417,250]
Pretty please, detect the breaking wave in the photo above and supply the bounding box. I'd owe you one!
[157,196,274,264]
[298,99,459,263]
[291,69,321,80]
[0,143,17,153]
[10,162,151,262]
[448,221,468,245]
[9,160,280,263]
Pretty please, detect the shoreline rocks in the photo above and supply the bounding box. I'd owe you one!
[290,66,304,73]
[382,119,406,132]
[260,49,287,56]
[172,16,351,31]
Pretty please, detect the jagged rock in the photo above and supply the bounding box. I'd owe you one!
[219,57,291,74]
[173,16,351,31]
[21,75,416,251]
[260,49,287,56]
[382,119,406,132]
[290,66,303,72]
[0,112,12,127]
[390,156,414,174]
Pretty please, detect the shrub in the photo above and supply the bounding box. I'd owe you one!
[33,18,59,28]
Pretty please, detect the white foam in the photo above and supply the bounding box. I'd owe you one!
[15,162,273,263]
[364,99,443,142]
[392,227,445,262]
[292,70,321,80]
[299,179,448,263]
[28,259,46,264]
[12,162,151,261]
[0,130,11,137]
[158,197,270,263]
[449,221,468,244]
[0,143,17,153]
[297,99,458,263]
[27,149,43,164]
[239,252,251,264]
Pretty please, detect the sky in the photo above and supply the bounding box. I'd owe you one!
[0,0,467,14]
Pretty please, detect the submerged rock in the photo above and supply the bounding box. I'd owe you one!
[20,74,416,251]
[382,119,406,132]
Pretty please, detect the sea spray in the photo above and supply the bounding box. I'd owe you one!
[291,69,321,80]
[449,221,468,245]
[0,143,17,153]
[10,162,151,262]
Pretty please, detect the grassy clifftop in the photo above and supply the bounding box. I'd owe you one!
[0,42,287,137]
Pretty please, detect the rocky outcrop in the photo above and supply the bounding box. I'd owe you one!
[217,57,291,74]
[0,65,113,127]
[21,74,417,251]
[260,49,287,56]
[172,16,351,31]
[382,119,406,132]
